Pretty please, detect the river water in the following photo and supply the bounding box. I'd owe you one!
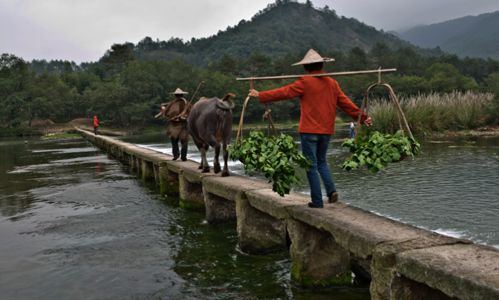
[0,135,369,300]
[1,131,498,299]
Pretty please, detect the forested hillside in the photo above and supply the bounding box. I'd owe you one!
[133,0,412,65]
[399,11,499,59]
[1,0,499,132]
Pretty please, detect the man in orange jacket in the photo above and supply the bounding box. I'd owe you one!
[249,49,372,208]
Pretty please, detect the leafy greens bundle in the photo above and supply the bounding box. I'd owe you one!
[341,130,420,173]
[229,131,310,196]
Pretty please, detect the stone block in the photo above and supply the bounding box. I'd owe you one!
[395,244,499,300]
[141,160,155,181]
[204,189,236,223]
[202,175,269,201]
[370,234,464,300]
[236,194,287,254]
[178,164,215,210]
[287,204,430,259]
[159,162,179,197]
[244,189,308,220]
[287,218,351,287]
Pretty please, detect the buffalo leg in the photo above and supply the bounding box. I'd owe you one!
[201,145,210,173]
[221,143,230,177]
[194,142,203,169]
[213,143,221,174]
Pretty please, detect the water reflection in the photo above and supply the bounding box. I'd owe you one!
[1,132,497,299]
[171,213,369,300]
[0,137,186,299]
[0,136,370,299]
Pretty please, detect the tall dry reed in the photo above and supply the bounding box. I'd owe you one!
[367,91,494,136]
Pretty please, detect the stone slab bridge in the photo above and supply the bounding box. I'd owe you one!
[76,128,499,300]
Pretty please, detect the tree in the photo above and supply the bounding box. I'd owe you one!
[0,53,27,70]
[347,47,370,70]
[370,42,394,68]
[83,79,130,126]
[99,43,135,78]
[245,52,273,76]
[426,63,478,93]
[208,54,239,75]
[0,54,32,127]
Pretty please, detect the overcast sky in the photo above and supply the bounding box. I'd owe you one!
[1,0,499,63]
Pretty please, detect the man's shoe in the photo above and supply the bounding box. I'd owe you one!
[172,156,179,161]
[307,202,323,208]
[327,192,338,203]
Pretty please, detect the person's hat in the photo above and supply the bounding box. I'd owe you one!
[292,49,335,66]
[172,88,188,95]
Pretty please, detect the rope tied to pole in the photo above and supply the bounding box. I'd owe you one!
[356,80,415,141]
[235,80,253,143]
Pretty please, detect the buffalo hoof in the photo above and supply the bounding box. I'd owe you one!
[202,167,210,173]
[198,165,203,170]
[214,165,221,174]
[221,171,230,177]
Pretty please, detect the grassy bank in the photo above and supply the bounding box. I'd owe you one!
[2,91,496,140]
[367,92,495,137]
[0,127,42,137]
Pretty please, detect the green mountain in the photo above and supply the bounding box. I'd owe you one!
[399,11,499,59]
[128,1,413,65]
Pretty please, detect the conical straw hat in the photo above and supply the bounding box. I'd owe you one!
[171,88,188,95]
[292,49,335,66]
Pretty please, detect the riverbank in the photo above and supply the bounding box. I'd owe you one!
[0,123,131,138]
[429,125,499,139]
[3,117,498,140]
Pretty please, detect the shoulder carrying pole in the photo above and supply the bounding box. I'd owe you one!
[236,68,397,81]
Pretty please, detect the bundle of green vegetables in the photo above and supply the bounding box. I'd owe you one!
[229,131,310,196]
[341,130,420,173]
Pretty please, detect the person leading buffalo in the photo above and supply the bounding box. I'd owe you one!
[249,49,373,208]
[156,88,192,161]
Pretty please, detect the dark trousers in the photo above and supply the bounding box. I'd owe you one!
[94,126,98,135]
[171,137,188,161]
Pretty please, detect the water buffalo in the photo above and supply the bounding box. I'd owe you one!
[188,93,235,176]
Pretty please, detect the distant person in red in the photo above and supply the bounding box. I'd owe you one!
[93,115,99,135]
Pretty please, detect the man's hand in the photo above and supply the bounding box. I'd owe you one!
[248,89,259,97]
[363,116,373,127]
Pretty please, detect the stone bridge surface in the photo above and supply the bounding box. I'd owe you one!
[77,128,499,300]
